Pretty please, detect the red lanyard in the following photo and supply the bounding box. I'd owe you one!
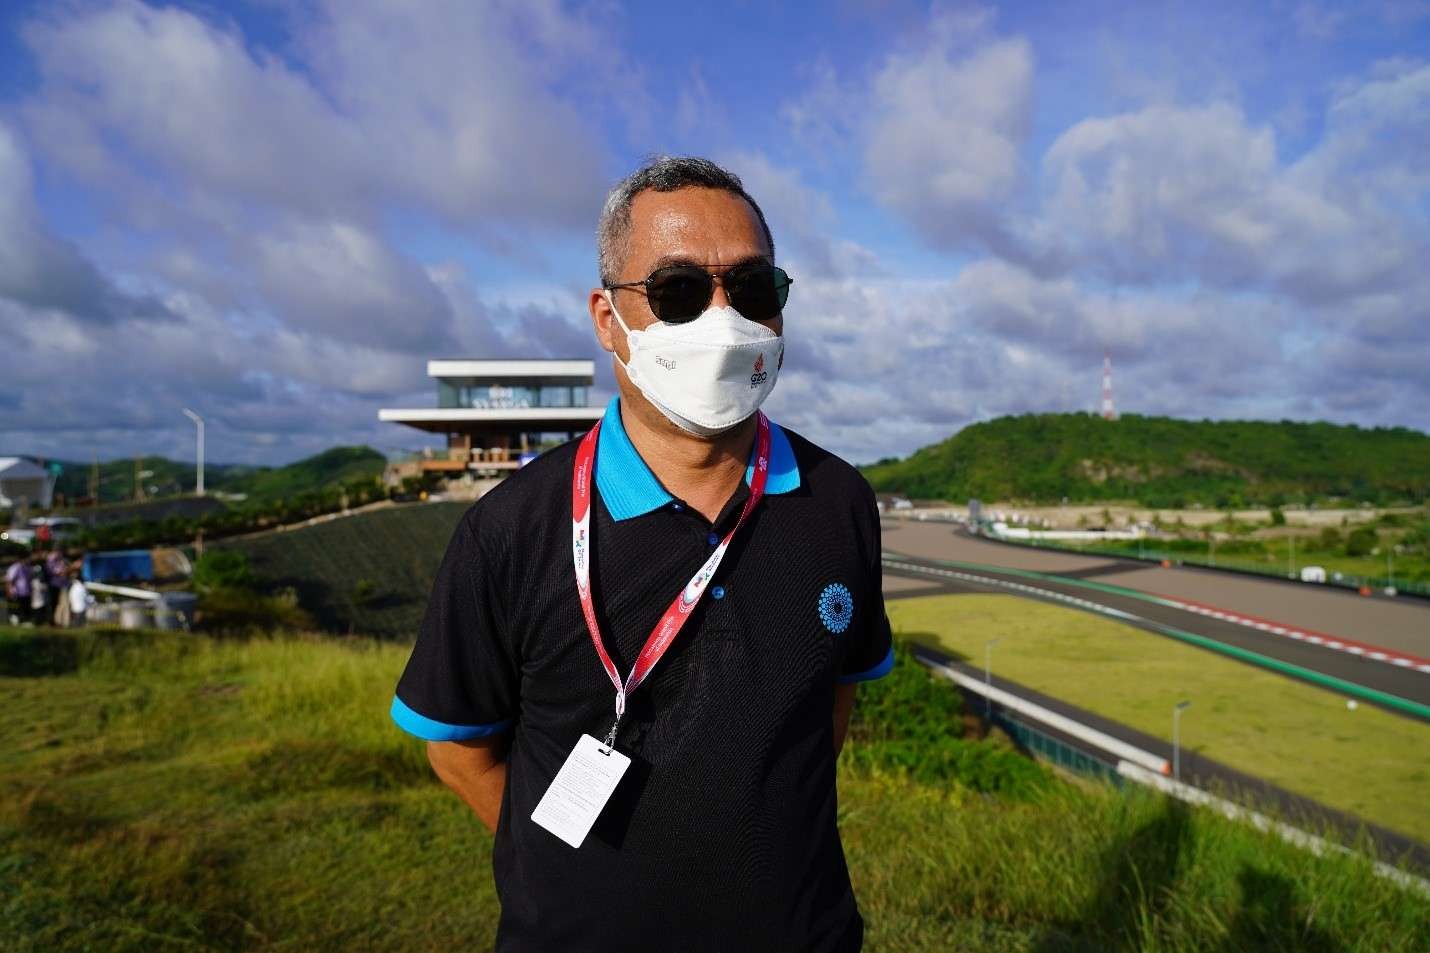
[572,412,772,743]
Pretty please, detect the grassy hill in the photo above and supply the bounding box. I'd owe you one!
[216,446,385,504]
[215,501,469,638]
[43,447,385,508]
[2,626,1425,951]
[862,413,1430,507]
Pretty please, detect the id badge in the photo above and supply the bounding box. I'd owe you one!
[530,734,631,848]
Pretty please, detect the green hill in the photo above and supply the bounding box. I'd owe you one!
[217,446,385,503]
[42,446,385,508]
[862,414,1430,507]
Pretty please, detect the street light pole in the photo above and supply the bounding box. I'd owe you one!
[1173,700,1192,781]
[182,408,205,496]
[984,638,1000,718]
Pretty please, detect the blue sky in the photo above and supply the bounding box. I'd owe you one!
[1,0,1427,467]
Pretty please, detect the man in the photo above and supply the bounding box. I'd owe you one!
[392,156,893,952]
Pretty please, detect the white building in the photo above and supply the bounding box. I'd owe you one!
[379,359,602,481]
[0,457,55,509]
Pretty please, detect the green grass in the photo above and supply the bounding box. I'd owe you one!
[2,624,1426,951]
[215,501,469,638]
[889,594,1430,843]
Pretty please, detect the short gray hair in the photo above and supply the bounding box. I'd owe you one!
[596,155,775,287]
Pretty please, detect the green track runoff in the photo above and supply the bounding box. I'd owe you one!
[884,552,1430,721]
[887,593,1430,845]
[2,625,1427,952]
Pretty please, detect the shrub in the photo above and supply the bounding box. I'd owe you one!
[1345,527,1378,558]
[198,585,313,633]
[192,549,256,592]
[847,642,1053,800]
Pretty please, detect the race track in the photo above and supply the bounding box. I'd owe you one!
[879,519,1430,718]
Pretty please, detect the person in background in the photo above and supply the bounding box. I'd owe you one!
[46,547,69,627]
[67,570,89,628]
[28,557,49,626]
[5,557,30,625]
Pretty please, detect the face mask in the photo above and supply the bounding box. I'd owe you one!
[607,293,784,437]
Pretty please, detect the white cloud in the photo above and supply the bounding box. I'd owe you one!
[20,0,612,230]
[864,33,1033,250]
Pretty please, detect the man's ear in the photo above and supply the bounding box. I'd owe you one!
[589,288,618,355]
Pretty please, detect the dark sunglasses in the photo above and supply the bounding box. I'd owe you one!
[605,262,792,324]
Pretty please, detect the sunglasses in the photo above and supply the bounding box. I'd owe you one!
[605,262,792,324]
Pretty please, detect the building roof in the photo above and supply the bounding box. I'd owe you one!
[377,406,605,434]
[0,457,48,479]
[427,359,594,383]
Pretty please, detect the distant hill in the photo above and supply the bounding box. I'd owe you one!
[43,446,385,508]
[861,413,1430,507]
[217,446,385,503]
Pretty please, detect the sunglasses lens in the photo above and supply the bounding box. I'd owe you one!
[726,265,791,322]
[646,267,714,323]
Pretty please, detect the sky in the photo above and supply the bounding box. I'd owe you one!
[1,0,1427,469]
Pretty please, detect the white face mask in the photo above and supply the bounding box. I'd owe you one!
[607,293,784,437]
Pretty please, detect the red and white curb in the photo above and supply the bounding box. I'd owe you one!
[1149,594,1430,675]
[882,555,1430,676]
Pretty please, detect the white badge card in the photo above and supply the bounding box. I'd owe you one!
[530,734,631,848]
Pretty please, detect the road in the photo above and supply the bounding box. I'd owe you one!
[879,519,1430,718]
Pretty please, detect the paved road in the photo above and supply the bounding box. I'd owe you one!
[879,523,1430,717]
[881,519,1430,658]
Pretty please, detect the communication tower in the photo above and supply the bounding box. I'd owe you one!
[1101,350,1116,421]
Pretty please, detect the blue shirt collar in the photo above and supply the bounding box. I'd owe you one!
[595,395,801,521]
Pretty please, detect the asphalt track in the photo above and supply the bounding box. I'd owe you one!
[878,520,1430,720]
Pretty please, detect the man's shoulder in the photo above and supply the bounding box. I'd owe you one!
[775,423,875,503]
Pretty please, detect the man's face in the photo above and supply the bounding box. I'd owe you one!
[591,187,781,365]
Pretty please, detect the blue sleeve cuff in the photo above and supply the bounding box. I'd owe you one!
[390,696,512,741]
[838,644,895,684]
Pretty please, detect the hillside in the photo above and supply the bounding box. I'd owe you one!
[3,627,1425,951]
[46,455,250,505]
[216,446,385,503]
[862,413,1430,507]
[43,446,385,508]
[215,500,468,638]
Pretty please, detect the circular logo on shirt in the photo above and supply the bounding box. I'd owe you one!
[818,583,853,635]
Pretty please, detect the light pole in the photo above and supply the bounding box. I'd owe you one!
[1173,700,1192,781]
[984,638,1001,718]
[182,408,205,496]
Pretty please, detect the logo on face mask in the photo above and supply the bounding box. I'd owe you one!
[655,356,677,371]
[750,353,768,388]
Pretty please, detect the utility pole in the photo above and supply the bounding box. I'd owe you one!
[134,457,143,502]
[182,408,205,496]
[1173,700,1192,781]
[1289,535,1296,578]
[89,455,99,506]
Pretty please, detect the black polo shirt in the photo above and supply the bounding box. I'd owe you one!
[392,396,894,953]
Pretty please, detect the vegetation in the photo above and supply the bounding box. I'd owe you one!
[46,447,385,507]
[862,413,1430,507]
[889,594,1430,843]
[1046,510,1430,590]
[216,447,386,505]
[1,624,1425,951]
[213,501,469,639]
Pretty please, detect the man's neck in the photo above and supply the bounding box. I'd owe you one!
[618,388,755,524]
